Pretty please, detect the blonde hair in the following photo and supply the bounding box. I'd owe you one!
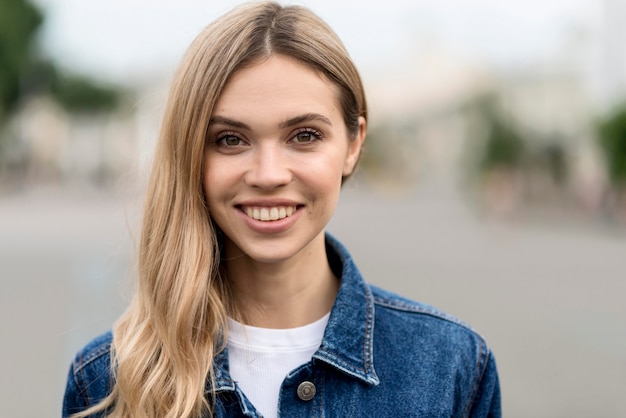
[74,2,366,417]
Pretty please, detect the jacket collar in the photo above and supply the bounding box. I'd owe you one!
[211,233,379,392]
[313,234,379,386]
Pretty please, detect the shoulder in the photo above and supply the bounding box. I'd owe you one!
[370,285,475,331]
[63,331,114,416]
[71,331,114,372]
[368,285,500,414]
[369,284,492,362]
[369,285,501,416]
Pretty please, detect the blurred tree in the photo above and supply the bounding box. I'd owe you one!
[0,0,122,119]
[478,108,525,172]
[597,105,626,189]
[539,142,568,186]
[51,73,120,113]
[464,94,528,216]
[0,0,123,167]
[0,0,43,119]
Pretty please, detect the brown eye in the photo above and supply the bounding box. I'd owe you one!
[225,136,241,146]
[291,129,322,144]
[217,134,244,146]
[295,132,314,143]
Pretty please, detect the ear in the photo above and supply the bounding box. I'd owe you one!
[343,116,366,176]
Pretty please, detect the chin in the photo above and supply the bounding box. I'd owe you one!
[239,242,303,264]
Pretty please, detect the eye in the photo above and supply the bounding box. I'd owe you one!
[215,133,246,147]
[290,128,322,144]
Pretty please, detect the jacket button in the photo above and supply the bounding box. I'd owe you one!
[297,381,316,401]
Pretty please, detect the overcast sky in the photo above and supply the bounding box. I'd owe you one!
[32,0,598,85]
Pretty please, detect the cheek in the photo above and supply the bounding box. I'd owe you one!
[202,156,212,196]
[202,156,226,206]
[296,151,346,194]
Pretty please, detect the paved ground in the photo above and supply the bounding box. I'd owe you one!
[1,183,625,417]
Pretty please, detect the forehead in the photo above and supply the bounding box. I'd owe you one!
[213,55,342,120]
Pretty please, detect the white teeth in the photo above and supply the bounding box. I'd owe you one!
[243,206,297,222]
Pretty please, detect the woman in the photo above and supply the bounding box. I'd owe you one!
[63,2,501,417]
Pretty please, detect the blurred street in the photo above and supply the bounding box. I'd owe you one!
[1,183,625,417]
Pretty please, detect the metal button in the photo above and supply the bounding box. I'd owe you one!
[297,381,316,401]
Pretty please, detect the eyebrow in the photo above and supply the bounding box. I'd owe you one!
[208,116,251,130]
[208,113,333,130]
[279,113,333,129]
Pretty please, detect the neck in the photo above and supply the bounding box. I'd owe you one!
[224,233,338,329]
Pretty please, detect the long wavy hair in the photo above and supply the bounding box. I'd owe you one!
[74,2,367,417]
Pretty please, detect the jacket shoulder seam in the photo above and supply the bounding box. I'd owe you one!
[461,337,490,416]
[73,338,112,374]
[372,294,479,335]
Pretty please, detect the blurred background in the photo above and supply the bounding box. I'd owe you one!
[1,0,626,416]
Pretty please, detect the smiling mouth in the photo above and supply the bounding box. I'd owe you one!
[242,206,298,221]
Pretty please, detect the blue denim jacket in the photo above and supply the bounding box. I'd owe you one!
[64,234,501,417]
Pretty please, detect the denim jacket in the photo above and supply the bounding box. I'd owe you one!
[64,234,501,417]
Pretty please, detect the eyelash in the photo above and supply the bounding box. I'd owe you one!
[289,128,323,144]
[212,128,324,147]
[214,131,245,147]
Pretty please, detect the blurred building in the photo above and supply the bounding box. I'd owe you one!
[5,96,138,189]
[2,76,167,193]
[3,1,625,213]
[594,0,626,109]
[362,1,626,216]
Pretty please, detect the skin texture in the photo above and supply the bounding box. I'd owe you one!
[203,55,365,328]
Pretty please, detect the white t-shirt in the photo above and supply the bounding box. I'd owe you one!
[226,313,330,418]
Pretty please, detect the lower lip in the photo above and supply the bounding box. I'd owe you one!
[237,207,301,234]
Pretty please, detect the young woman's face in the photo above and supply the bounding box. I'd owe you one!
[203,55,364,264]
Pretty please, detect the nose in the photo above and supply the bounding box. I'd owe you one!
[244,143,292,190]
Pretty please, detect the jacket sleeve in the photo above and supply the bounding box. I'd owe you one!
[468,350,501,418]
[62,335,113,418]
[62,361,88,417]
